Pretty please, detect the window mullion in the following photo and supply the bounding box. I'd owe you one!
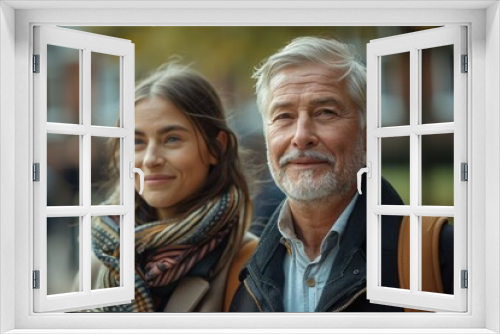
[409,47,420,294]
[76,48,84,294]
[82,47,92,294]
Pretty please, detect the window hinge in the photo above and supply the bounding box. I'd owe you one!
[33,270,40,289]
[33,54,40,73]
[33,163,40,182]
[461,270,468,289]
[461,54,468,73]
[461,162,468,181]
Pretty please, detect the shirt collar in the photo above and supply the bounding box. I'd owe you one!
[277,193,359,250]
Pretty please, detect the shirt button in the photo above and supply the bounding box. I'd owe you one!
[306,278,316,287]
[353,269,360,275]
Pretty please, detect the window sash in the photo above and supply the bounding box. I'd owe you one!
[32,25,135,313]
[366,26,468,312]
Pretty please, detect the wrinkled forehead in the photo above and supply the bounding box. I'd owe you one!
[269,64,342,89]
[265,65,347,114]
[270,74,341,98]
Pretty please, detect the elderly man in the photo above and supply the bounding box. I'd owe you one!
[230,37,453,312]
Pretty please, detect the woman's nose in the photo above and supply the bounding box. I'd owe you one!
[143,143,165,168]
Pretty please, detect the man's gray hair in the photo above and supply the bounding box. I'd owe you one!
[253,36,366,127]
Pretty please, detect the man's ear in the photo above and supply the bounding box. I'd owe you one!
[209,131,228,165]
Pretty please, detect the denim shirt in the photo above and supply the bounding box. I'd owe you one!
[277,195,358,312]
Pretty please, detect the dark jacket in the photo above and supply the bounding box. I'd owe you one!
[230,178,453,312]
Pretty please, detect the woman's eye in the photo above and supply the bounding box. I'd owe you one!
[165,136,180,144]
[135,138,145,145]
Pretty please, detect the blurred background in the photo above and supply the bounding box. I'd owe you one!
[45,26,454,296]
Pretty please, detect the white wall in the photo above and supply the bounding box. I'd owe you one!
[0,2,16,333]
[486,2,500,333]
[1,2,499,332]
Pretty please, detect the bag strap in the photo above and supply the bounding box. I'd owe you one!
[223,233,259,312]
[398,216,448,312]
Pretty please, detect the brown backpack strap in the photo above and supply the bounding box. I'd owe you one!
[398,216,448,312]
[223,233,259,312]
[398,216,411,291]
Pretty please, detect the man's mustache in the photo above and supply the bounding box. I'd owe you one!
[279,150,336,168]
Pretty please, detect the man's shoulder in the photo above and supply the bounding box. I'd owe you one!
[380,177,405,206]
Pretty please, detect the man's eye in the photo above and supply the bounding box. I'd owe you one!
[135,138,145,145]
[273,113,293,122]
[316,109,338,118]
[319,109,335,115]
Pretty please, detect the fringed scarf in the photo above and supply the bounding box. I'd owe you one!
[90,186,245,312]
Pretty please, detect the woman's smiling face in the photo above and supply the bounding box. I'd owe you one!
[134,97,216,219]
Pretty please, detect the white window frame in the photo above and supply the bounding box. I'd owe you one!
[365,26,468,312]
[33,25,136,312]
[0,1,499,333]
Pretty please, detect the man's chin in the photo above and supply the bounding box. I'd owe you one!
[280,183,331,202]
[286,192,334,204]
[279,178,356,202]
[281,172,326,185]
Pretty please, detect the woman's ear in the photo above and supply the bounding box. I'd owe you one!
[209,131,228,165]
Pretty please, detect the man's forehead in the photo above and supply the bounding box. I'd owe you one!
[270,66,346,96]
[270,66,342,91]
[271,68,340,85]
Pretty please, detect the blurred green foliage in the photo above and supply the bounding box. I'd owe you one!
[72,26,431,107]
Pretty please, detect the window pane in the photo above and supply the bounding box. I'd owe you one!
[420,216,454,295]
[91,52,120,127]
[421,134,454,206]
[381,136,410,205]
[91,215,121,290]
[421,45,454,124]
[381,52,410,127]
[47,217,80,295]
[47,134,80,206]
[92,136,119,205]
[381,215,408,290]
[47,44,80,124]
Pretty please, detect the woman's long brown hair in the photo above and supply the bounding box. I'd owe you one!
[105,63,252,230]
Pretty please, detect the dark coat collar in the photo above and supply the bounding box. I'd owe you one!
[246,177,404,312]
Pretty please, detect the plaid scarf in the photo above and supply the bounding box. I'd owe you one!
[90,186,245,312]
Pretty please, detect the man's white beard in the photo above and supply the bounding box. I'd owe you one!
[267,136,366,203]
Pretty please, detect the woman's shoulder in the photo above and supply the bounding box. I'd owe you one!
[242,231,259,244]
[222,231,259,311]
[235,231,259,267]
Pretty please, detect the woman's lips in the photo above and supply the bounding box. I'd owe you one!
[144,175,175,184]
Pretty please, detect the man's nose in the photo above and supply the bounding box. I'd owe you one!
[291,116,318,150]
[144,143,165,168]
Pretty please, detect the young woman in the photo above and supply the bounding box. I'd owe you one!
[90,63,254,312]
